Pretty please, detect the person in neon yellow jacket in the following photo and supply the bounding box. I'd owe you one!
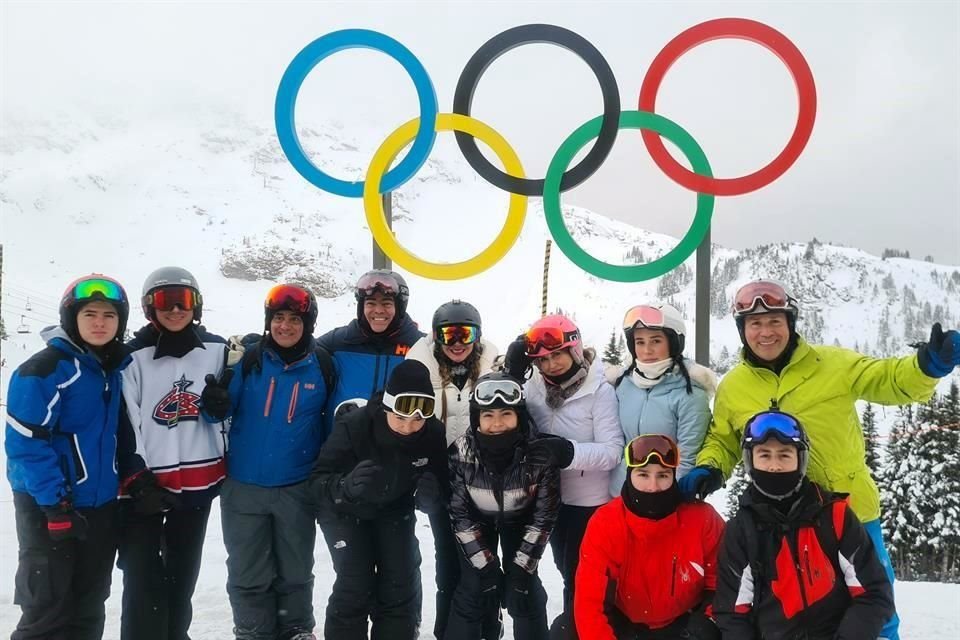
[679,279,960,640]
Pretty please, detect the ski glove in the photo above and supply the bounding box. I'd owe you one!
[414,472,444,513]
[43,500,88,541]
[504,335,532,380]
[201,369,234,420]
[918,322,960,378]
[475,557,504,608]
[678,466,724,500]
[503,565,535,617]
[128,470,181,516]
[526,436,575,469]
[340,460,385,503]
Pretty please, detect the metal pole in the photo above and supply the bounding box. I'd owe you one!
[695,226,711,366]
[373,192,392,270]
[541,239,552,317]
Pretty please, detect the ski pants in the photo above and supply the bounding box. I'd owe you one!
[446,522,549,640]
[117,501,212,640]
[863,518,900,640]
[221,477,316,640]
[318,508,423,640]
[548,504,599,639]
[10,492,119,640]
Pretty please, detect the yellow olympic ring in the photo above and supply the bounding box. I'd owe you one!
[363,113,528,280]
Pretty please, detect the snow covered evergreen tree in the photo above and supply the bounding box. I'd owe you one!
[725,463,749,519]
[601,327,623,367]
[861,402,881,479]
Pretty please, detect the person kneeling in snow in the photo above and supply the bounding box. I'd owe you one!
[713,410,894,640]
[311,359,448,640]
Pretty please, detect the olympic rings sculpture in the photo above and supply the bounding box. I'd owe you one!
[275,18,816,282]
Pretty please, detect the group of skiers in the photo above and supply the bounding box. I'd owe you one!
[5,268,960,640]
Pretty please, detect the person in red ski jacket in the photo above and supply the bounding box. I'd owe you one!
[575,434,724,640]
[712,409,894,640]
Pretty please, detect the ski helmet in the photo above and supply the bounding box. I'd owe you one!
[622,304,687,359]
[432,300,482,340]
[264,283,319,335]
[354,269,410,317]
[524,314,584,365]
[741,409,810,496]
[141,266,203,323]
[469,372,528,432]
[59,274,130,345]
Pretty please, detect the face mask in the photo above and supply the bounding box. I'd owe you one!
[751,468,803,500]
[476,428,521,452]
[621,477,681,520]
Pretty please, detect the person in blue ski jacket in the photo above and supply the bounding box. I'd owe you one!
[4,274,131,640]
[200,283,332,640]
[317,269,424,421]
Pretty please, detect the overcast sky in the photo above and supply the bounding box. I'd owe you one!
[2,0,958,264]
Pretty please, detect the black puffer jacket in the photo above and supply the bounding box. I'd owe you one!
[311,393,448,520]
[448,420,560,575]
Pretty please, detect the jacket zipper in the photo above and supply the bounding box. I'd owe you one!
[670,555,677,596]
[264,377,276,417]
[789,533,810,608]
[804,544,814,587]
[371,353,381,397]
[287,382,300,424]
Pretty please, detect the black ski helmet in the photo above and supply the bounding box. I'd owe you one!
[264,283,319,335]
[432,300,482,336]
[469,371,529,434]
[141,266,202,323]
[59,274,130,345]
[354,269,410,317]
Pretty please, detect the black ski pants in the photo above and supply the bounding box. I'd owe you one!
[548,504,599,640]
[10,492,119,640]
[318,508,422,640]
[446,522,548,640]
[117,501,211,640]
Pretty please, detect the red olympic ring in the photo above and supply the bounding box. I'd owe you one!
[638,17,817,196]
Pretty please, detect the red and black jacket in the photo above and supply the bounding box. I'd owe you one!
[714,480,894,640]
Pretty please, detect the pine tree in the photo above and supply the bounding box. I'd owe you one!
[880,404,917,578]
[725,463,749,519]
[861,403,881,479]
[601,327,622,367]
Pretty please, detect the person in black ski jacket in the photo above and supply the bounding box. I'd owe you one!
[446,372,561,640]
[310,359,448,640]
[713,410,894,640]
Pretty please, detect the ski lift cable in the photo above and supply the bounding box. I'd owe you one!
[4,286,61,307]
[3,292,60,313]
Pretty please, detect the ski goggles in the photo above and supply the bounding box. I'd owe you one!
[70,276,127,304]
[265,284,312,313]
[743,411,805,446]
[144,286,201,312]
[624,434,680,469]
[732,281,797,317]
[382,391,435,418]
[356,272,406,299]
[436,324,480,346]
[623,305,666,330]
[523,326,580,357]
[473,378,524,406]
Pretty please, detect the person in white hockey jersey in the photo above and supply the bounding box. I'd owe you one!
[116,267,229,640]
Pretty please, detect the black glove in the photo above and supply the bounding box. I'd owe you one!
[128,471,181,516]
[201,369,234,420]
[414,472,443,513]
[504,334,532,379]
[525,436,575,469]
[503,564,535,617]
[685,611,720,640]
[42,499,88,541]
[475,557,504,607]
[340,460,385,503]
[678,466,724,500]
[917,322,960,378]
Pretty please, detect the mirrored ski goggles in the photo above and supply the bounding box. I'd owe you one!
[624,434,680,469]
[436,324,480,346]
[473,379,524,406]
[743,411,804,446]
[732,281,797,317]
[523,326,580,356]
[623,305,666,330]
[144,286,200,312]
[265,284,312,313]
[356,272,405,299]
[382,391,435,418]
[71,277,127,303]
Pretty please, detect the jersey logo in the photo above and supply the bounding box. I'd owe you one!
[395,344,411,356]
[152,375,202,428]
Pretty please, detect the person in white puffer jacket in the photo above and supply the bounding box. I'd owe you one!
[503,314,623,640]
[405,299,500,640]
